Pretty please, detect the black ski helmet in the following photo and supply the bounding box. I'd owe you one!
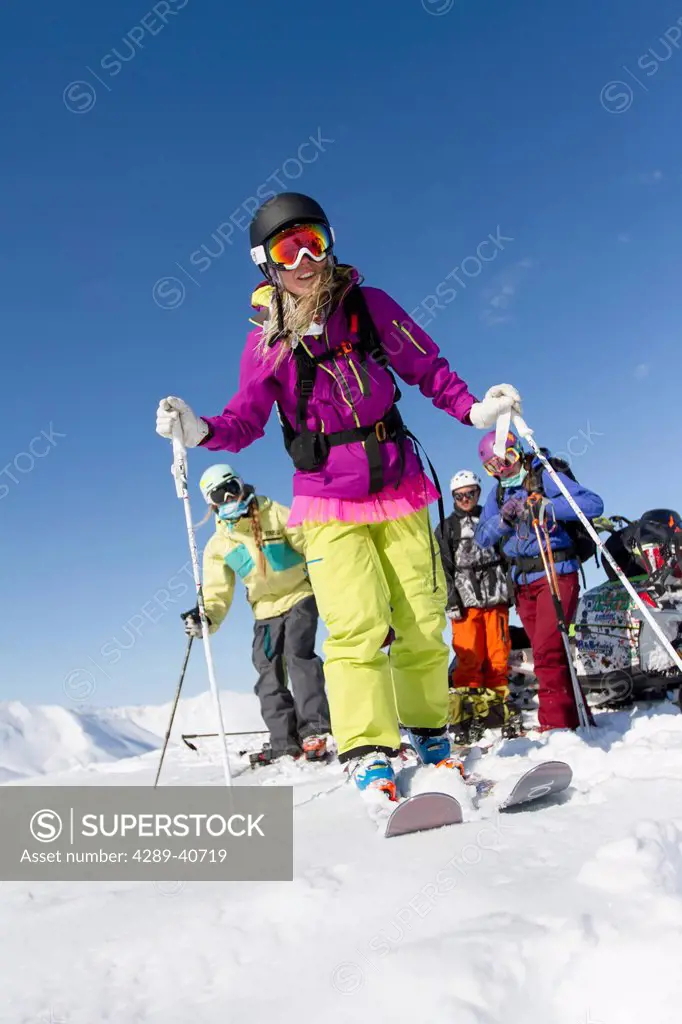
[249,192,334,270]
[639,509,682,531]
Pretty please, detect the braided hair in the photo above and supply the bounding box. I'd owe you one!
[248,499,267,576]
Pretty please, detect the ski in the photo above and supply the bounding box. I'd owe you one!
[496,760,573,809]
[382,759,572,836]
[466,759,573,811]
[384,792,463,838]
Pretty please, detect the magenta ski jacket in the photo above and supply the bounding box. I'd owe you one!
[199,269,479,500]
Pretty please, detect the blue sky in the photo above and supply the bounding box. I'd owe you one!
[1,0,681,711]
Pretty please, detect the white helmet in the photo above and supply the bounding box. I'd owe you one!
[199,463,242,504]
[450,469,481,492]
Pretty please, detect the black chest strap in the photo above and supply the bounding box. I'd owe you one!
[275,286,445,536]
[279,285,404,495]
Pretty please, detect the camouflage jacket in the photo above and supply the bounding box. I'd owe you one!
[435,506,511,613]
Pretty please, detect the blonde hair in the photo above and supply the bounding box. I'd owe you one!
[257,262,353,369]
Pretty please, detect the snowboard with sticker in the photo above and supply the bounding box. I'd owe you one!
[382,760,572,837]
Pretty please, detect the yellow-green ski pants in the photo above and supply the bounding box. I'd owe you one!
[302,509,449,760]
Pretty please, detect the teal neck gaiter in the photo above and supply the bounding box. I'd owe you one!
[500,465,528,490]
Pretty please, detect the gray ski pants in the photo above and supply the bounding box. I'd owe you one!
[252,595,330,755]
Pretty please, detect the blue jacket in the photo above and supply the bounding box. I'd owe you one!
[474,458,604,587]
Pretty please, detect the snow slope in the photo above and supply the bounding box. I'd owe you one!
[0,689,265,782]
[0,700,160,782]
[3,699,682,1023]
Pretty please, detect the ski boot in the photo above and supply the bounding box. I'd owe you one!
[346,752,398,802]
[447,688,489,753]
[405,729,466,776]
[449,717,474,747]
[301,733,330,762]
[501,700,526,739]
[450,685,522,744]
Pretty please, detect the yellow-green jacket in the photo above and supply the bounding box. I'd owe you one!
[202,496,312,629]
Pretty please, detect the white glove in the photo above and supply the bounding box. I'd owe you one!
[469,384,522,430]
[484,384,521,407]
[156,396,209,447]
[446,607,465,621]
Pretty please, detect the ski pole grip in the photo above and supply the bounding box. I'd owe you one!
[511,412,533,440]
[493,407,512,457]
[171,419,187,498]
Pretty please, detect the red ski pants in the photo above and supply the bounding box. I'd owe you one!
[514,571,584,730]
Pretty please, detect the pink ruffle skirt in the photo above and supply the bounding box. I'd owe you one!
[287,473,439,527]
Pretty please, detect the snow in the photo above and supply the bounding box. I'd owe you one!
[0,689,265,782]
[3,693,682,1022]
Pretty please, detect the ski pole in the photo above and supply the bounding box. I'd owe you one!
[170,421,233,787]
[529,500,593,731]
[154,635,193,787]
[511,411,682,678]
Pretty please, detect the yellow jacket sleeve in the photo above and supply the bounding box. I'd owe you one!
[201,531,235,633]
[270,500,308,556]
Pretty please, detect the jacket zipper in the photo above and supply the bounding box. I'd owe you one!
[392,319,426,354]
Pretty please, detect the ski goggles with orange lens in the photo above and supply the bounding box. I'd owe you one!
[262,222,334,270]
[482,447,522,477]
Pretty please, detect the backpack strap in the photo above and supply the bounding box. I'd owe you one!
[274,284,409,496]
[274,343,318,458]
[343,285,386,365]
[271,286,442,530]
[291,345,316,429]
[449,514,462,546]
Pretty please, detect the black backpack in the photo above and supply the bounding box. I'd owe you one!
[496,452,597,573]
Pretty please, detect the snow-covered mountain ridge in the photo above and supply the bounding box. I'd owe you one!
[0,689,264,781]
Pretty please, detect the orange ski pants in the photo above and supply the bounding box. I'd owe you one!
[450,605,511,690]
